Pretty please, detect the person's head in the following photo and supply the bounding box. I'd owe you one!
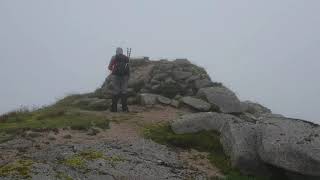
[116,47,123,55]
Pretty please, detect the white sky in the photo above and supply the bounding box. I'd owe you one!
[0,0,319,123]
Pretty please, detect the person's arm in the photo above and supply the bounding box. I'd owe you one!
[108,56,115,71]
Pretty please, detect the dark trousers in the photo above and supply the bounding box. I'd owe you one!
[111,75,129,112]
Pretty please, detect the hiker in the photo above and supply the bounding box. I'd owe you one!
[108,47,130,112]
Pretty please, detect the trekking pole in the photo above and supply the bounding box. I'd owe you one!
[127,48,132,59]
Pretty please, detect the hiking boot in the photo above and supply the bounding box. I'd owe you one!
[121,93,129,112]
[111,94,120,112]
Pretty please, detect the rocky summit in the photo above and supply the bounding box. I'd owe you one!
[0,57,319,180]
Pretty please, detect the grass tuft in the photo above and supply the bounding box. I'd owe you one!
[0,159,33,178]
[61,149,124,169]
[55,172,74,180]
[63,155,86,169]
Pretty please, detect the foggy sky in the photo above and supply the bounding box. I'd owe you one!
[0,0,319,123]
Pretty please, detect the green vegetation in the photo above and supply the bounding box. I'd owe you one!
[62,150,104,169]
[212,174,267,180]
[79,150,104,160]
[143,124,267,180]
[190,65,208,76]
[143,124,231,173]
[63,155,87,169]
[62,149,124,169]
[56,172,74,180]
[0,94,110,142]
[0,159,33,178]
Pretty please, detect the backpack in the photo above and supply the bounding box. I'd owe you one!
[113,54,130,76]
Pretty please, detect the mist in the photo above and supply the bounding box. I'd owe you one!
[0,0,319,123]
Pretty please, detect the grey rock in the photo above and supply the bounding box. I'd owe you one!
[171,112,242,134]
[181,97,211,112]
[157,96,172,105]
[170,100,180,108]
[257,117,320,177]
[130,56,150,66]
[87,127,101,136]
[186,75,201,83]
[48,135,56,141]
[258,113,285,119]
[241,101,272,115]
[153,73,169,81]
[174,95,183,100]
[220,122,269,176]
[197,86,242,113]
[140,88,150,93]
[150,79,161,85]
[25,131,42,138]
[172,71,193,80]
[194,79,214,89]
[174,59,191,65]
[139,93,159,106]
[128,63,155,91]
[185,89,194,96]
[63,134,72,139]
[151,84,161,91]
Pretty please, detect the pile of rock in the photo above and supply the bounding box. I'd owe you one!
[94,57,245,113]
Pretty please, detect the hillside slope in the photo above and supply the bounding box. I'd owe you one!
[0,57,319,180]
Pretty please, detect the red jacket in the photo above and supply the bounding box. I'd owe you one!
[108,56,116,73]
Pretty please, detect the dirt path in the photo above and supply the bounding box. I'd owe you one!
[0,105,222,180]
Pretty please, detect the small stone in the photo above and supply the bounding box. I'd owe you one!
[63,134,72,139]
[48,135,56,141]
[139,93,159,106]
[174,95,182,100]
[26,131,42,138]
[87,127,100,136]
[170,100,180,108]
[157,96,172,105]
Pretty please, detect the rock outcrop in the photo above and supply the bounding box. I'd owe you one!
[171,110,320,179]
[93,56,320,179]
[96,57,222,99]
[171,112,242,134]
[256,116,320,177]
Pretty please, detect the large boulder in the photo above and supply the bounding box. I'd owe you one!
[256,117,320,177]
[241,101,272,116]
[171,112,242,134]
[220,122,269,176]
[181,96,211,112]
[197,86,242,113]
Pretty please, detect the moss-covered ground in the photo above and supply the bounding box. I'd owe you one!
[0,94,110,142]
[143,124,268,180]
[0,159,33,178]
[61,149,125,170]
